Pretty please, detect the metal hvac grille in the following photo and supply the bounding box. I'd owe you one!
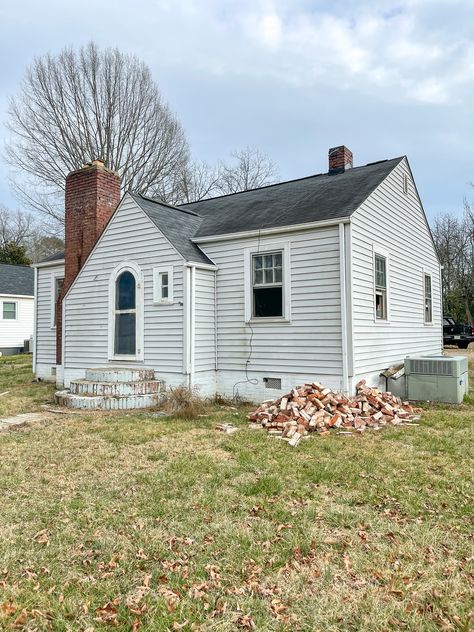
[264,377,281,389]
[409,359,454,376]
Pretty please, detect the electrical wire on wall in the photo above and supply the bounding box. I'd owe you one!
[232,228,262,401]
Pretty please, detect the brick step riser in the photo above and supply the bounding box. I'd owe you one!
[70,380,161,397]
[84,368,156,383]
[55,390,164,411]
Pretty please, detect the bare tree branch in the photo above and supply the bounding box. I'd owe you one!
[5,42,190,222]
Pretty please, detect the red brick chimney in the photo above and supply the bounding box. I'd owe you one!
[328,145,353,174]
[56,159,121,364]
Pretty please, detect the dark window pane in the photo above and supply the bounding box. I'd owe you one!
[253,287,283,317]
[115,313,136,355]
[116,271,136,310]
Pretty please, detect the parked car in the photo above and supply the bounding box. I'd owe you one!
[443,317,474,349]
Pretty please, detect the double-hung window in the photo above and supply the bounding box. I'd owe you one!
[252,252,283,318]
[374,254,387,320]
[3,302,17,320]
[424,274,432,323]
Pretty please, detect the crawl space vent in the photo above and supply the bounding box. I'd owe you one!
[264,377,281,390]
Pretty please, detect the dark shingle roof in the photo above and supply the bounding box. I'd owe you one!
[0,263,34,296]
[38,157,404,267]
[181,157,404,237]
[130,193,213,265]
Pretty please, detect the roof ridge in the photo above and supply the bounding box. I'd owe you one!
[131,192,201,217]
[179,156,405,206]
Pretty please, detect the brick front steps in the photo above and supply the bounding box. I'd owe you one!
[55,367,164,410]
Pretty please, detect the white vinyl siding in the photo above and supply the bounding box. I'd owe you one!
[350,158,442,379]
[0,295,34,350]
[200,226,343,394]
[194,267,216,374]
[63,195,185,375]
[35,263,64,370]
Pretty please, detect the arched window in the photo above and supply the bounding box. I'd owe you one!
[114,270,136,355]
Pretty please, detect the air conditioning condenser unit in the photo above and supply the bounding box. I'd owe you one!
[405,355,469,404]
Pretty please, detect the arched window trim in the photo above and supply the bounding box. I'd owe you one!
[108,261,144,362]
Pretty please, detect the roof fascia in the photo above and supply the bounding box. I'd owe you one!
[192,216,350,244]
[31,259,65,269]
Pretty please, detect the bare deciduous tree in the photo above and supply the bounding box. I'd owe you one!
[433,201,474,323]
[218,146,278,195]
[0,206,34,248]
[6,42,190,222]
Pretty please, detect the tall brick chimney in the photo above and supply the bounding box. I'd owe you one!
[56,159,121,364]
[328,145,353,174]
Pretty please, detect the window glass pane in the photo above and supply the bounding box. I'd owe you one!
[55,277,64,301]
[274,253,282,267]
[264,268,274,284]
[264,254,273,268]
[274,267,282,283]
[254,268,263,285]
[116,271,136,310]
[375,290,387,320]
[375,255,386,289]
[161,284,169,299]
[115,313,136,355]
[254,256,263,270]
[253,287,283,317]
[425,275,431,298]
[3,302,16,319]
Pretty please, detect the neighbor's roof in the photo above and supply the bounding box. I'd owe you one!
[0,263,34,296]
[39,251,65,263]
[129,193,213,265]
[181,157,404,238]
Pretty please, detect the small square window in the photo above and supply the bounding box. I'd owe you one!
[3,302,17,320]
[153,267,173,303]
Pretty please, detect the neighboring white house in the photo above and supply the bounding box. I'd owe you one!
[0,263,34,355]
[32,147,442,401]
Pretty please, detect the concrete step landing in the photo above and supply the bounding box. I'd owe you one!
[55,367,164,410]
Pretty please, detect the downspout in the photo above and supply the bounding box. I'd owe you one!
[190,265,196,387]
[214,270,218,372]
[339,222,349,393]
[32,267,38,375]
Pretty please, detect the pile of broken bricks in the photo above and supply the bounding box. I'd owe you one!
[248,380,422,447]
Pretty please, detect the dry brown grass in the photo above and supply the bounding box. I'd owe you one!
[162,384,208,419]
[0,356,473,630]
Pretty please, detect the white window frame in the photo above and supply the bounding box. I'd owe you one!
[108,261,144,362]
[423,271,433,325]
[50,271,65,328]
[372,245,390,323]
[2,300,18,321]
[153,265,174,304]
[244,242,291,323]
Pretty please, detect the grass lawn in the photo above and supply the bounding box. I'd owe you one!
[0,355,473,631]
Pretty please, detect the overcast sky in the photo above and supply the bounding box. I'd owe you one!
[1,0,473,222]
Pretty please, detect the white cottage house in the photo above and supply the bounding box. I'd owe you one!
[32,147,442,405]
[0,263,34,355]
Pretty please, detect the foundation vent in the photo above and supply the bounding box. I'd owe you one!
[264,377,281,390]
